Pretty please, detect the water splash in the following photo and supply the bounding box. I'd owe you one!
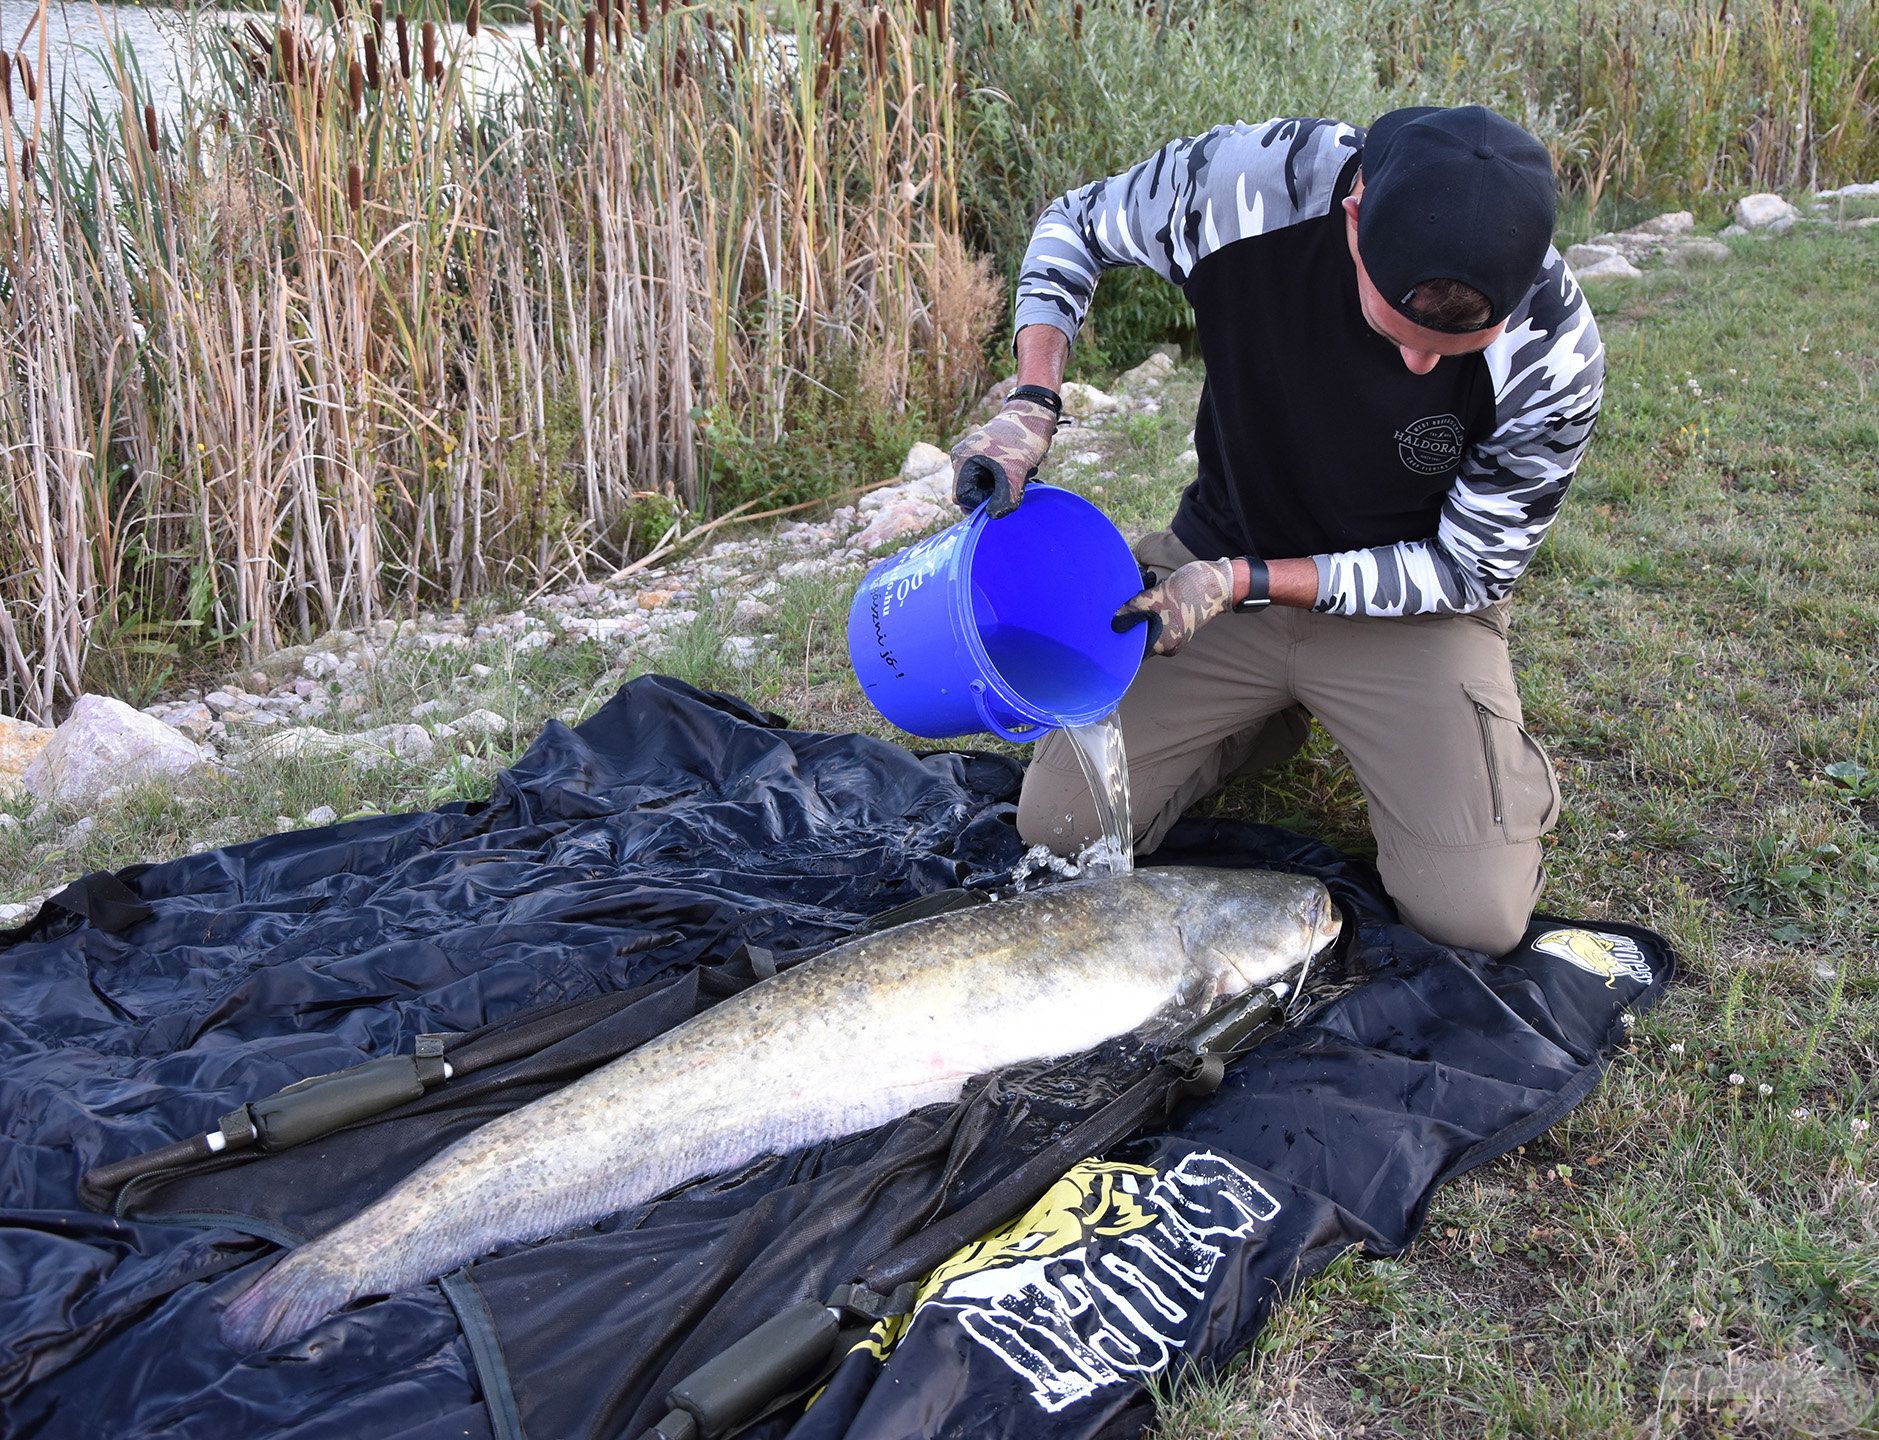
[1007,710,1134,889]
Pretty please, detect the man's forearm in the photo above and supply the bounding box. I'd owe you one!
[1014,325,1070,392]
[1230,556,1319,609]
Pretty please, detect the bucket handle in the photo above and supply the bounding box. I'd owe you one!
[970,681,1044,745]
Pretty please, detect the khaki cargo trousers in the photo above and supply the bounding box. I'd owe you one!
[1017,530,1562,955]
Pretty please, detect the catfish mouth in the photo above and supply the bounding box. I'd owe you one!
[1309,890,1343,952]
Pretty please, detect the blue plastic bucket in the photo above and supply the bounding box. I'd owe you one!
[846,484,1144,742]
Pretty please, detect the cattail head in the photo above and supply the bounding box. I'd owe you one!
[583,10,597,75]
[143,102,160,153]
[466,0,480,39]
[1073,0,1083,37]
[422,20,436,78]
[531,0,545,50]
[347,161,363,211]
[333,0,348,22]
[365,34,380,88]
[18,50,38,103]
[396,15,411,80]
[635,0,648,34]
[0,51,10,116]
[348,56,364,111]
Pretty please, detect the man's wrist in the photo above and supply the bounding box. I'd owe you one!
[1006,383,1062,415]
[1231,557,1271,613]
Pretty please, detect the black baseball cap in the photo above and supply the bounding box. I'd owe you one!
[1357,105,1557,332]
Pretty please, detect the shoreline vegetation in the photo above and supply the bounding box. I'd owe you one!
[2,0,1877,724]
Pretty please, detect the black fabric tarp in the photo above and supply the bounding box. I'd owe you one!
[0,676,1671,1439]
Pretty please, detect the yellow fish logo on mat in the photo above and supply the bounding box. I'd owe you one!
[851,1160,1159,1362]
[1532,928,1652,988]
[848,1151,1282,1414]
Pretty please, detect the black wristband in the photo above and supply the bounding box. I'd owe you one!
[1006,383,1063,416]
[1232,557,1271,613]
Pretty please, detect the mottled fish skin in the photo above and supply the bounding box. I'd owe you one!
[220,869,1340,1350]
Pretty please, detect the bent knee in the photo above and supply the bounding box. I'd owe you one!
[1384,842,1543,957]
[1016,754,1097,855]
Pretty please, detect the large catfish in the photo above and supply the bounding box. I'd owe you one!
[220,867,1341,1349]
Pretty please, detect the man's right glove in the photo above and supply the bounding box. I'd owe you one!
[1111,558,1237,656]
[950,387,1061,518]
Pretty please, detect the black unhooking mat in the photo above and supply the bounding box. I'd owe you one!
[0,676,1671,1440]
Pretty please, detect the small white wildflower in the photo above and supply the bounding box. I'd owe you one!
[1758,1082,1774,1097]
[1852,1118,1871,1138]
[1728,1073,1745,1086]
[1791,1107,1809,1123]
[1668,1041,1685,1056]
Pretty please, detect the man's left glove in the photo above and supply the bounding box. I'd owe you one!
[1112,558,1236,656]
[950,390,1061,518]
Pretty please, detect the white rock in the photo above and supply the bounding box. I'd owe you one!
[469,663,494,679]
[1665,237,1731,265]
[1849,216,1879,230]
[0,901,35,926]
[252,727,349,761]
[1178,448,1199,468]
[1115,352,1176,392]
[1735,193,1799,229]
[0,812,19,831]
[1720,223,1749,238]
[854,496,950,551]
[513,630,551,652]
[734,598,773,625]
[204,689,241,714]
[559,615,644,645]
[274,816,295,831]
[899,442,952,485]
[356,724,434,765]
[722,636,762,669]
[302,651,344,679]
[303,805,339,826]
[1633,211,1695,236]
[1058,381,1119,415]
[1816,181,1879,200]
[1765,214,1797,235]
[23,695,215,803]
[1,715,54,797]
[1567,248,1643,281]
[446,709,509,738]
[411,698,449,719]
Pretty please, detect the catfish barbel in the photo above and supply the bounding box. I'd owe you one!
[220,867,1341,1349]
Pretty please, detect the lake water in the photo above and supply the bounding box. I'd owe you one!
[0,2,525,124]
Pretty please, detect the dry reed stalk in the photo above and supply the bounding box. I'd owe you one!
[1,0,980,713]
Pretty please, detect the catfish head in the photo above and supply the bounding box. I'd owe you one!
[1165,868,1343,1000]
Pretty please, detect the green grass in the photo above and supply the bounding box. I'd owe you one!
[5,228,1877,1433]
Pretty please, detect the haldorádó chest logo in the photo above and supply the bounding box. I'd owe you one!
[1532,927,1653,988]
[1394,413,1465,475]
[909,1151,1282,1412]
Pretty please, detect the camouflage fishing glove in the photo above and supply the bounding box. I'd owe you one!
[1112,558,1238,657]
[950,386,1062,518]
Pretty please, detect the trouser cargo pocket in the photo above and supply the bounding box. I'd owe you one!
[1462,679,1562,844]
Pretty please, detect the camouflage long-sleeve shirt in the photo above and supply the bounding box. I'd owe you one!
[1014,118,1605,616]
